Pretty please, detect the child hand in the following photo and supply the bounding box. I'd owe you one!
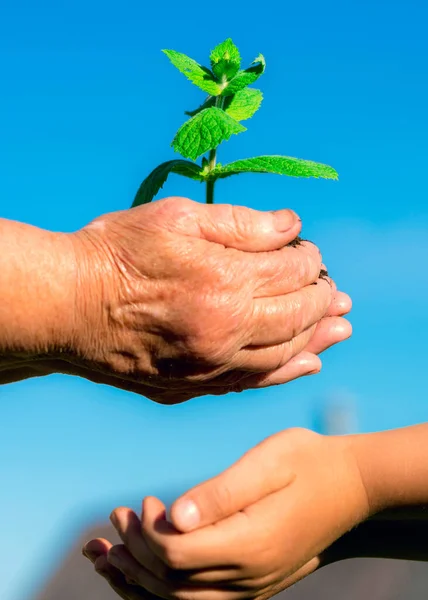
[85,428,369,600]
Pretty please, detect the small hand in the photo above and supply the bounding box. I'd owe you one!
[84,428,369,600]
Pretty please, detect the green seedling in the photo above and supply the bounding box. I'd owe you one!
[131,38,338,208]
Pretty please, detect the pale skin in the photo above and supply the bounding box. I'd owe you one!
[83,425,428,600]
[1,196,352,401]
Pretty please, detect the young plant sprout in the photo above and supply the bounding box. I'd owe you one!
[131,38,338,209]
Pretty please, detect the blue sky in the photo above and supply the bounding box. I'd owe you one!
[1,0,427,598]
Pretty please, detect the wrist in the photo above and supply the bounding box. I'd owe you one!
[345,425,428,515]
[342,432,389,515]
[66,222,120,368]
[0,219,79,365]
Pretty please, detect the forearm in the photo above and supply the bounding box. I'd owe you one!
[346,423,428,514]
[0,218,78,378]
[320,427,428,568]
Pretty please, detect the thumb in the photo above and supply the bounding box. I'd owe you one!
[169,433,295,532]
[165,198,301,251]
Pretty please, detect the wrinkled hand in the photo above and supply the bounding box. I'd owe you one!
[83,428,369,600]
[8,197,351,403]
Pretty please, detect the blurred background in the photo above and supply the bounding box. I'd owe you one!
[1,0,427,598]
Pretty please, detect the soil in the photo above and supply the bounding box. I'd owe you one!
[287,236,328,283]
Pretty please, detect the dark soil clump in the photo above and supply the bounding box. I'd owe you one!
[287,236,329,283]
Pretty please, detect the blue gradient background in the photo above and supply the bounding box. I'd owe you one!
[1,0,427,598]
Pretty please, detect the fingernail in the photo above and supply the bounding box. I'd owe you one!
[272,209,298,232]
[174,499,200,531]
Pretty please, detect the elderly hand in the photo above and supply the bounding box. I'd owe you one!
[1,197,351,403]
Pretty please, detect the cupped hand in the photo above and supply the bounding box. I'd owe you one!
[83,428,369,600]
[1,279,352,397]
[19,196,350,403]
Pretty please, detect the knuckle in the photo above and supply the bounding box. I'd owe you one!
[302,239,322,258]
[312,279,333,311]
[286,297,306,339]
[209,479,234,517]
[151,197,196,230]
[300,283,327,321]
[230,204,255,241]
[286,426,320,451]
[150,196,179,219]
[159,196,193,213]
[299,244,322,281]
[277,341,294,368]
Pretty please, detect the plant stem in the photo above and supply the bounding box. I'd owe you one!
[206,148,217,204]
[205,94,226,204]
[206,179,215,204]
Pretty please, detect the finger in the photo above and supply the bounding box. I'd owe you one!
[94,553,151,600]
[141,497,246,569]
[108,553,248,600]
[303,316,352,355]
[249,278,332,346]
[110,507,151,561]
[111,504,248,597]
[325,290,352,317]
[108,544,162,589]
[108,545,246,593]
[228,351,322,391]
[83,539,142,596]
[319,263,331,285]
[110,510,176,582]
[83,537,113,562]
[250,241,323,297]
[235,323,316,372]
[147,198,321,295]
[169,433,297,532]
[158,198,303,252]
[109,542,246,587]
[109,505,225,575]
[235,314,351,386]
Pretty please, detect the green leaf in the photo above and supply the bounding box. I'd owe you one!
[162,49,221,96]
[208,155,339,180]
[185,88,263,121]
[222,54,266,96]
[132,160,203,207]
[224,88,263,121]
[172,107,246,161]
[210,38,241,81]
[185,96,216,117]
